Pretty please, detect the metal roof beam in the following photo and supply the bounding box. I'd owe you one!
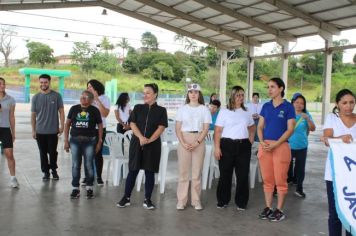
[134,0,261,46]
[192,0,295,41]
[99,1,233,51]
[0,1,96,10]
[262,0,341,35]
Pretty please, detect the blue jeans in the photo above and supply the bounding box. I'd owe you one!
[326,181,352,236]
[70,136,96,188]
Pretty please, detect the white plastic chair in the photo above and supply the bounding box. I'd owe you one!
[249,142,262,188]
[103,132,125,186]
[201,131,214,190]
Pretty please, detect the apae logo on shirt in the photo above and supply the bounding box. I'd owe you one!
[278,110,285,118]
[75,111,90,128]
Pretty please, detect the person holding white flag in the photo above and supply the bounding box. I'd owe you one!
[322,89,355,236]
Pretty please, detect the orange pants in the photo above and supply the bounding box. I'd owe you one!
[258,141,291,194]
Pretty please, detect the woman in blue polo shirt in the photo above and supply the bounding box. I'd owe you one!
[257,77,296,222]
[287,93,315,198]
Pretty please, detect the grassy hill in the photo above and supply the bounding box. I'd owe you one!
[1,64,355,101]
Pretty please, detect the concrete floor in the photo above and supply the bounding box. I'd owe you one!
[0,106,332,236]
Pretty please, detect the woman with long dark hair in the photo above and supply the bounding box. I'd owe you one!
[287,93,315,198]
[117,83,167,210]
[115,92,131,134]
[214,85,255,210]
[322,89,355,236]
[257,77,296,222]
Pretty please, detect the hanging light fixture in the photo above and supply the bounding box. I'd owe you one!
[64,33,69,38]
[102,9,107,15]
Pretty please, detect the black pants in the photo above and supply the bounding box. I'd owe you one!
[288,148,307,192]
[94,128,106,179]
[124,170,155,200]
[216,138,252,208]
[36,133,58,174]
[326,181,352,236]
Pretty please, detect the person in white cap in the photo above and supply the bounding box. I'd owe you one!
[175,83,211,210]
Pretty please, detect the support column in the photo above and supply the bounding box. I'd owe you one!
[219,50,228,108]
[58,76,65,97]
[246,46,255,102]
[321,34,333,124]
[24,74,31,103]
[280,41,289,97]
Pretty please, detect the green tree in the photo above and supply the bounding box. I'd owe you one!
[153,62,174,80]
[332,39,349,72]
[26,41,55,67]
[71,41,96,73]
[99,37,114,52]
[141,32,158,50]
[205,46,218,66]
[122,47,139,73]
[116,37,130,62]
[91,52,120,74]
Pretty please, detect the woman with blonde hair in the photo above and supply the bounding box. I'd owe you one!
[214,85,255,210]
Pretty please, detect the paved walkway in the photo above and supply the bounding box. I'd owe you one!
[0,104,330,236]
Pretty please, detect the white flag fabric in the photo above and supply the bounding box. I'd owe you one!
[328,139,356,234]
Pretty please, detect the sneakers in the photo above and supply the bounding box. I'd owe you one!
[259,207,273,220]
[81,178,87,186]
[236,207,246,211]
[193,202,203,211]
[70,189,80,199]
[269,209,286,222]
[295,190,306,198]
[86,189,94,199]
[97,177,104,186]
[52,171,59,180]
[117,197,131,208]
[43,172,50,181]
[176,202,185,210]
[10,177,19,188]
[143,199,155,210]
[217,202,228,209]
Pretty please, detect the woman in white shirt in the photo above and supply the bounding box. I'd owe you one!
[87,79,111,185]
[175,83,211,211]
[115,92,131,134]
[322,89,355,236]
[214,85,255,210]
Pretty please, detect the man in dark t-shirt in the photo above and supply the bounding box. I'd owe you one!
[64,90,103,199]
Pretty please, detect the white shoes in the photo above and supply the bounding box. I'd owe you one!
[193,202,203,211]
[10,177,19,188]
[176,202,185,210]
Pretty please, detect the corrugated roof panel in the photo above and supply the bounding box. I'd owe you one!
[209,34,233,41]
[296,0,350,13]
[271,18,308,30]
[139,5,160,15]
[224,21,252,30]
[151,14,176,22]
[286,25,319,35]
[181,23,205,32]
[190,7,221,19]
[195,29,220,38]
[238,28,265,36]
[283,0,310,4]
[238,2,278,16]
[173,0,204,12]
[156,0,182,6]
[206,14,237,25]
[252,34,276,41]
[254,11,293,23]
[313,6,356,21]
[120,0,143,11]
[104,0,122,5]
[166,19,191,28]
[222,41,241,48]
[330,16,356,28]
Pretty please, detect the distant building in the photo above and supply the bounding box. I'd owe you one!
[55,55,73,65]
